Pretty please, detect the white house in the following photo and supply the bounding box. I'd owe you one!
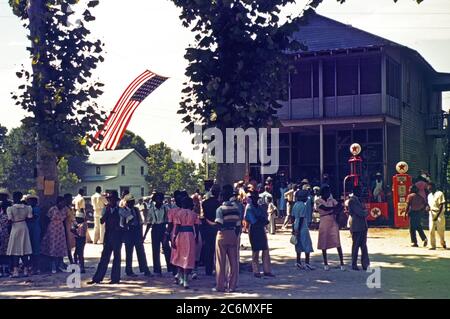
[75,149,149,199]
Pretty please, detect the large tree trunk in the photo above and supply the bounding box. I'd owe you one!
[36,141,58,214]
[216,163,246,187]
[28,1,57,212]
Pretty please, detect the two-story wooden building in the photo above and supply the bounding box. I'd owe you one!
[74,149,149,199]
[253,12,450,193]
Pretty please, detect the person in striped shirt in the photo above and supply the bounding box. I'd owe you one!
[213,185,242,293]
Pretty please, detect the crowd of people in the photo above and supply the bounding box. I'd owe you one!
[0,171,446,293]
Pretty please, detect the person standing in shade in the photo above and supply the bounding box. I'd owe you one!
[0,189,11,277]
[277,182,288,219]
[213,185,242,293]
[71,210,87,273]
[64,193,76,266]
[146,192,173,276]
[245,191,274,278]
[406,185,428,247]
[267,196,277,235]
[427,183,446,250]
[91,186,107,245]
[7,192,33,277]
[315,185,345,271]
[88,191,124,284]
[282,184,298,230]
[25,195,41,275]
[292,190,314,270]
[201,185,221,276]
[121,194,152,277]
[348,186,370,271]
[40,196,68,274]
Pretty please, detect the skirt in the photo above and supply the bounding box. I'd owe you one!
[317,215,341,250]
[7,221,32,256]
[249,224,268,252]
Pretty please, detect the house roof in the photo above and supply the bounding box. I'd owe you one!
[292,11,449,78]
[82,176,116,182]
[87,149,146,165]
[292,12,396,53]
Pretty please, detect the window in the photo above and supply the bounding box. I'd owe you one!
[387,58,401,99]
[323,60,335,97]
[291,62,312,99]
[337,58,358,96]
[121,165,125,176]
[120,187,130,197]
[360,56,381,94]
[140,166,145,176]
[96,166,101,175]
[141,187,145,197]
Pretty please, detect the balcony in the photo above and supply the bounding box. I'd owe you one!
[425,112,449,138]
[277,93,401,121]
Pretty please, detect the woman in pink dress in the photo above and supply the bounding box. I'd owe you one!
[172,196,200,289]
[167,190,185,281]
[41,196,68,274]
[315,185,345,271]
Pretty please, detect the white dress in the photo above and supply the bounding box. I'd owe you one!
[7,204,33,256]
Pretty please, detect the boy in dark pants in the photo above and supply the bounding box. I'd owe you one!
[71,211,87,273]
[121,195,152,277]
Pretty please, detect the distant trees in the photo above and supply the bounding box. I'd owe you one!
[0,124,36,193]
[117,130,149,159]
[146,142,213,194]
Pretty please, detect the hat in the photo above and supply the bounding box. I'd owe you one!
[237,180,244,186]
[302,184,311,191]
[26,194,39,200]
[75,211,85,219]
[376,172,382,176]
[301,179,309,184]
[313,186,320,191]
[0,188,10,196]
[123,194,135,202]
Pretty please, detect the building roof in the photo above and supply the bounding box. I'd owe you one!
[292,12,397,53]
[81,176,117,182]
[86,149,146,165]
[292,11,450,78]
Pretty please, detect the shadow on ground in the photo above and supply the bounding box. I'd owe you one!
[0,250,448,299]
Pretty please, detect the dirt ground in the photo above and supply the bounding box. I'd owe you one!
[0,227,449,299]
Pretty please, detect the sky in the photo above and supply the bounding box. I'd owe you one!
[1,0,450,163]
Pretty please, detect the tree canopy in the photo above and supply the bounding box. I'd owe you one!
[146,142,204,194]
[117,130,149,159]
[9,0,106,157]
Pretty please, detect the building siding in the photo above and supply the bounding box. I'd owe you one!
[75,151,149,199]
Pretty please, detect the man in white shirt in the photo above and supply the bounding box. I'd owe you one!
[427,183,447,250]
[91,186,108,244]
[73,188,86,216]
